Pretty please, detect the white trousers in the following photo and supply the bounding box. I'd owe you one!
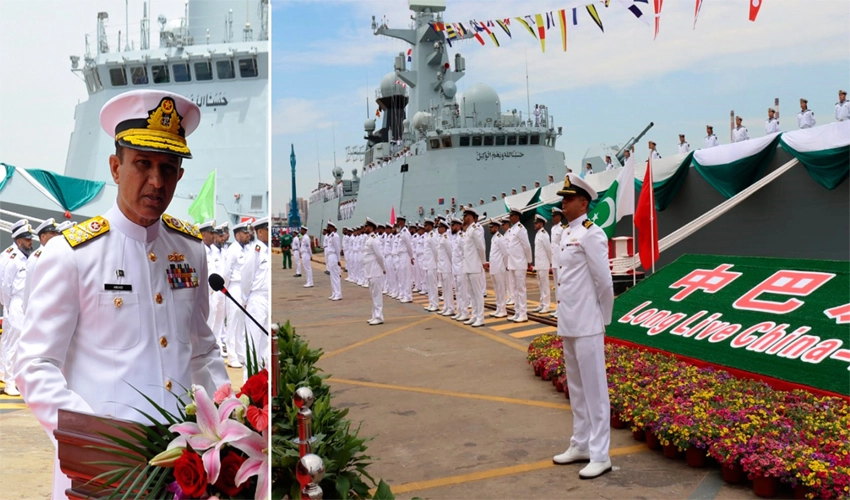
[506,269,516,302]
[398,256,413,300]
[491,272,507,315]
[465,272,484,323]
[426,269,439,308]
[328,255,341,298]
[0,311,8,380]
[454,273,468,315]
[439,272,454,313]
[386,255,397,294]
[246,293,270,368]
[479,272,486,297]
[562,334,611,463]
[2,305,22,388]
[369,275,385,321]
[225,285,246,363]
[537,267,551,310]
[511,269,528,319]
[302,253,313,286]
[294,251,302,274]
[207,289,226,347]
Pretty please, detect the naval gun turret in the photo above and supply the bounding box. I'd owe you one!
[615,122,654,164]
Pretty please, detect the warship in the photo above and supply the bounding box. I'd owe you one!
[1,0,269,248]
[302,0,848,269]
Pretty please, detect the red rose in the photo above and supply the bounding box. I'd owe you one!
[213,450,247,497]
[174,449,208,498]
[238,369,268,406]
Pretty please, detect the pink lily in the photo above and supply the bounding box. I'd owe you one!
[230,433,269,500]
[167,385,252,483]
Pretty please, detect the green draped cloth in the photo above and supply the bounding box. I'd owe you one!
[634,152,693,211]
[25,169,106,211]
[692,135,782,199]
[0,163,14,192]
[779,139,849,190]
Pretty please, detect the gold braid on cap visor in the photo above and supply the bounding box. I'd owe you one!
[115,128,191,155]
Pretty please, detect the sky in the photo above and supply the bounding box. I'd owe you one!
[0,1,187,172]
[272,0,849,216]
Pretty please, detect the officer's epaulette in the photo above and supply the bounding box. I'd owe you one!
[583,219,594,229]
[561,222,569,229]
[4,247,11,254]
[371,234,376,238]
[34,249,42,258]
[255,244,261,252]
[162,214,202,240]
[63,216,109,248]
[8,252,16,260]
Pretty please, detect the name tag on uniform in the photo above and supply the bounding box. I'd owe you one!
[104,283,133,291]
[167,263,199,289]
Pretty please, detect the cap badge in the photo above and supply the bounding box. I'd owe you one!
[148,97,181,136]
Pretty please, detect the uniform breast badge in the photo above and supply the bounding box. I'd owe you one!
[167,263,199,289]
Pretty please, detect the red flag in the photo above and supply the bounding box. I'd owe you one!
[693,0,703,29]
[635,160,659,271]
[390,206,396,225]
[653,0,663,40]
[748,0,763,22]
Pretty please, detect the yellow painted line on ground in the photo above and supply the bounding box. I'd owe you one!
[510,326,557,338]
[379,444,648,495]
[489,322,528,332]
[328,378,571,410]
[323,316,435,359]
[0,403,28,410]
[432,313,528,352]
[292,314,424,329]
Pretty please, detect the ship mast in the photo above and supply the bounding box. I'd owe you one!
[288,144,301,228]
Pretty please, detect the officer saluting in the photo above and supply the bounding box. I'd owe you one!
[551,173,615,480]
[15,89,228,498]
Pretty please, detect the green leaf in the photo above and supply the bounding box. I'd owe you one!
[337,475,351,500]
[372,480,395,500]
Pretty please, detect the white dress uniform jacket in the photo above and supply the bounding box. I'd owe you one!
[677,142,691,154]
[240,240,270,366]
[650,150,662,160]
[16,205,228,498]
[836,100,850,121]
[534,228,552,271]
[461,224,485,273]
[765,118,781,134]
[732,126,749,143]
[3,247,27,388]
[363,234,386,278]
[506,223,532,271]
[704,134,719,148]
[797,110,816,129]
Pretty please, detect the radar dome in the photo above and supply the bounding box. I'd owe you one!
[460,84,501,125]
[332,166,344,181]
[364,119,376,133]
[380,72,407,98]
[441,80,457,99]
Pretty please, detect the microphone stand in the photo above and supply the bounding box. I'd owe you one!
[217,285,269,336]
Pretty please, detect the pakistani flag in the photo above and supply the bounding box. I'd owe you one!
[188,170,216,224]
[588,155,635,239]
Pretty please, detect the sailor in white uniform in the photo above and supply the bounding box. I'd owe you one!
[223,221,252,368]
[732,116,749,142]
[549,208,566,319]
[460,209,486,327]
[299,226,313,287]
[765,108,781,134]
[362,218,386,325]
[384,226,397,298]
[835,90,849,122]
[325,222,342,300]
[200,221,226,356]
[551,174,615,480]
[797,98,816,129]
[604,156,614,171]
[2,224,34,396]
[24,220,69,309]
[450,218,468,320]
[240,217,270,372]
[396,216,414,302]
[293,230,302,277]
[704,125,719,148]
[15,90,228,499]
[532,214,553,314]
[677,134,691,154]
[436,220,455,316]
[487,219,508,318]
[648,141,662,160]
[505,209,532,323]
[500,219,515,306]
[422,219,440,311]
[0,218,28,384]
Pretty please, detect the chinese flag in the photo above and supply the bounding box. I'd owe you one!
[748,0,762,21]
[390,206,396,225]
[635,160,659,271]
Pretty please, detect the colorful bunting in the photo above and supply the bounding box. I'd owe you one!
[693,0,703,29]
[535,13,546,52]
[572,7,578,26]
[496,18,512,38]
[558,9,568,51]
[618,0,650,26]
[406,48,412,62]
[748,0,762,22]
[653,0,663,40]
[586,5,604,32]
[515,16,537,39]
[478,21,500,47]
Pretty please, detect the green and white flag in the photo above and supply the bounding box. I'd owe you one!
[588,155,635,239]
[188,169,216,224]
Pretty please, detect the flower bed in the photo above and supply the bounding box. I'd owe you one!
[527,334,850,499]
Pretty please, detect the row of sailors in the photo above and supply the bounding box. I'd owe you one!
[361,149,413,176]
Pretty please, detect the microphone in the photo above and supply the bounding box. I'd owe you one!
[208,273,269,336]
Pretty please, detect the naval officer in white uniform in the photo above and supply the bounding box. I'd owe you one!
[0,218,28,384]
[223,220,251,368]
[551,174,615,480]
[732,116,749,142]
[487,219,508,318]
[299,226,314,287]
[505,208,532,323]
[200,221,226,356]
[797,98,816,129]
[2,223,34,396]
[704,125,719,148]
[532,214,552,314]
[835,90,849,122]
[549,208,565,319]
[765,108,781,134]
[325,222,342,300]
[362,218,386,325]
[15,89,228,499]
[24,219,67,309]
[461,208,486,327]
[240,217,270,372]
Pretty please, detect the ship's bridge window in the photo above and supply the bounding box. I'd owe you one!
[495,136,506,146]
[194,61,213,81]
[429,139,440,149]
[483,136,494,146]
[459,136,470,147]
[251,195,263,211]
[507,136,517,146]
[216,60,235,80]
[172,63,191,82]
[86,70,103,93]
[109,67,127,86]
[530,135,540,145]
[442,137,452,148]
[518,135,528,146]
[472,136,482,147]
[151,65,169,84]
[238,58,258,78]
[130,66,148,85]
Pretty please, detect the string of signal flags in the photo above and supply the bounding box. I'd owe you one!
[427,0,764,52]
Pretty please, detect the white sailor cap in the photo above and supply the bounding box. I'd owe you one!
[10,219,28,233]
[253,217,269,229]
[463,207,479,218]
[552,207,564,215]
[535,214,547,224]
[198,220,216,232]
[488,219,501,227]
[56,221,76,232]
[508,207,522,217]
[325,220,336,229]
[100,90,201,159]
[35,218,58,235]
[423,218,434,225]
[233,221,251,233]
[438,219,450,228]
[365,217,377,228]
[450,217,463,225]
[12,224,33,239]
[396,214,407,221]
[300,225,309,231]
[557,173,597,201]
[217,222,230,232]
